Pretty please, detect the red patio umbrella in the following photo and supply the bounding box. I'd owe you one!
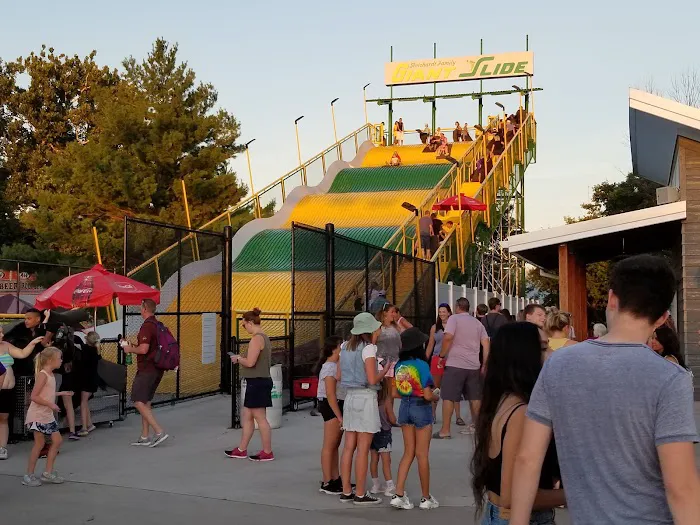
[432,194,487,211]
[35,264,160,310]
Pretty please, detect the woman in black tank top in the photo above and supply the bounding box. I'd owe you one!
[470,322,565,524]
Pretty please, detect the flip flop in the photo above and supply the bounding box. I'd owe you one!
[456,418,466,426]
[432,432,452,439]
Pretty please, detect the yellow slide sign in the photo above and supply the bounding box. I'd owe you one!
[384,52,533,86]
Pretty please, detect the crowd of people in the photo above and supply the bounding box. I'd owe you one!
[306,254,700,521]
[3,253,699,523]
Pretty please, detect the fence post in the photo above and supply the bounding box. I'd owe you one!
[472,287,479,314]
[461,284,468,305]
[231,336,240,428]
[176,229,182,402]
[448,281,454,309]
[325,223,335,337]
[220,226,233,393]
[290,223,296,410]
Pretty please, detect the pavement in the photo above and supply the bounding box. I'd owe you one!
[2,397,698,524]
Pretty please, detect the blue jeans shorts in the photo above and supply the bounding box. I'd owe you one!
[398,397,432,429]
[481,501,555,525]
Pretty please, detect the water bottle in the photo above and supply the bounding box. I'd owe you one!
[125,353,133,366]
[119,335,132,365]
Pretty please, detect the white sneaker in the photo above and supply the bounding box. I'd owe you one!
[0,447,7,460]
[390,492,414,510]
[370,481,382,494]
[384,481,396,497]
[419,495,439,510]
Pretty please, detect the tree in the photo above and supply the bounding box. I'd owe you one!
[670,67,700,108]
[526,267,558,306]
[0,46,117,209]
[14,39,250,267]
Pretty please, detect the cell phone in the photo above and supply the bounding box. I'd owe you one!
[432,388,441,398]
[227,352,236,357]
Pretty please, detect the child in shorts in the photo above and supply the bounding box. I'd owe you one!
[23,346,72,487]
[370,379,396,496]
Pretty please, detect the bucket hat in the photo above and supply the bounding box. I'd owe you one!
[400,327,429,352]
[351,312,381,335]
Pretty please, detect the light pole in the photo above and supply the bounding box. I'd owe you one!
[295,115,305,184]
[245,139,259,218]
[363,83,370,124]
[512,85,523,112]
[330,98,339,144]
[401,202,422,258]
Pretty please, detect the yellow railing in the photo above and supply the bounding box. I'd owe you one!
[128,123,381,280]
[429,113,537,277]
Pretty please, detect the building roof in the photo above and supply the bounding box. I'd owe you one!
[503,201,686,269]
[629,88,700,185]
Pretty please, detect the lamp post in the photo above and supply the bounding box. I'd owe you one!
[330,97,339,145]
[245,139,259,218]
[295,115,305,184]
[512,85,523,111]
[401,202,422,258]
[363,83,370,124]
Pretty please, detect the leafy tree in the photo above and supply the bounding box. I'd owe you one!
[13,39,251,268]
[0,46,117,208]
[526,267,558,306]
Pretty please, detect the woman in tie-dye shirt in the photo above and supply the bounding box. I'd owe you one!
[390,328,440,511]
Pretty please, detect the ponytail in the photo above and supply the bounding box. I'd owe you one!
[34,346,61,375]
[314,335,343,375]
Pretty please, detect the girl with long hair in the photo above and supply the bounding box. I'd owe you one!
[426,303,458,423]
[226,308,274,462]
[338,313,393,505]
[391,328,440,510]
[23,347,72,487]
[373,304,401,363]
[649,325,688,369]
[315,335,346,494]
[471,322,564,524]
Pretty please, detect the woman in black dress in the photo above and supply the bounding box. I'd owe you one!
[77,332,100,436]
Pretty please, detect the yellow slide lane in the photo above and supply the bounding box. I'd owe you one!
[362,143,473,167]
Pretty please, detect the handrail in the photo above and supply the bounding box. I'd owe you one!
[128,123,378,278]
[429,113,535,276]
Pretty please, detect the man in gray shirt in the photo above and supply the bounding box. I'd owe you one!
[510,255,700,525]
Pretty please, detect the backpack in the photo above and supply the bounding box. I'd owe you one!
[146,318,180,371]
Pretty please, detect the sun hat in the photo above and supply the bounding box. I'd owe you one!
[351,312,381,335]
[400,327,429,352]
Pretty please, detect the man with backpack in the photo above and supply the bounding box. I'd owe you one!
[481,297,507,339]
[121,299,170,448]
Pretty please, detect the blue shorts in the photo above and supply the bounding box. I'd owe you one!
[371,429,392,452]
[481,501,555,525]
[398,397,432,429]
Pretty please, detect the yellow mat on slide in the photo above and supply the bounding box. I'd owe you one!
[361,142,473,167]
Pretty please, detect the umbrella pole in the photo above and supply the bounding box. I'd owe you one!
[94,307,98,332]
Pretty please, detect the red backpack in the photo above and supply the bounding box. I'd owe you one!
[146,318,180,371]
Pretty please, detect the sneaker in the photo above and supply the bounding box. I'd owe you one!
[339,492,355,503]
[131,436,152,446]
[331,478,355,491]
[68,432,80,441]
[22,474,41,487]
[249,450,274,462]
[370,481,382,494]
[391,492,414,510]
[40,471,65,484]
[419,495,439,510]
[384,481,396,497]
[86,425,97,433]
[0,447,7,460]
[319,481,343,495]
[149,432,169,448]
[354,492,382,506]
[224,447,247,459]
[76,429,89,437]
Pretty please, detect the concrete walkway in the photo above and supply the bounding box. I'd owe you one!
[2,396,697,524]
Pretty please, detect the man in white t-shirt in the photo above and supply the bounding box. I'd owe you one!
[436,297,489,438]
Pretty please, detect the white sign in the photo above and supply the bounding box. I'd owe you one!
[201,312,217,365]
[384,51,534,86]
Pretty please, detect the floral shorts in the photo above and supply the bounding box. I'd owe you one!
[28,421,59,436]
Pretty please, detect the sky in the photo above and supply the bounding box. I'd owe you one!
[3,0,699,229]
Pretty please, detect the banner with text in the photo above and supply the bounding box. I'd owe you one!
[384,52,534,86]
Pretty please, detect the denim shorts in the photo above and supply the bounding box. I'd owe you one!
[371,429,392,452]
[481,501,555,525]
[398,397,432,429]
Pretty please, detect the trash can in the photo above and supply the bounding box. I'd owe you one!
[241,364,284,429]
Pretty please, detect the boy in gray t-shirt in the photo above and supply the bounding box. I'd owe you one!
[510,255,700,525]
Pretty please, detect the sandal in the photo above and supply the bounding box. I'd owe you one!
[455,418,466,426]
[459,423,476,435]
[432,432,452,439]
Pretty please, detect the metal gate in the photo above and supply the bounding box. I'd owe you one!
[290,222,436,407]
[123,217,233,409]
